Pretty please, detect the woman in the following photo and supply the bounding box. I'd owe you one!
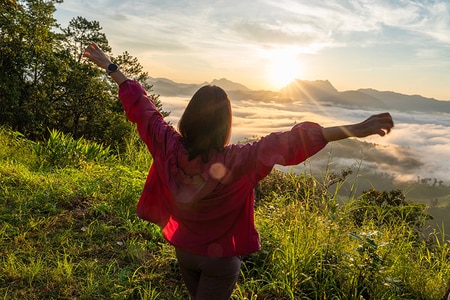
[83,43,394,300]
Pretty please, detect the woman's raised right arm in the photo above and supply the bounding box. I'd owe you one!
[83,42,128,86]
[83,42,178,161]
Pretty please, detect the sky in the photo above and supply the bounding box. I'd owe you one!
[54,0,450,100]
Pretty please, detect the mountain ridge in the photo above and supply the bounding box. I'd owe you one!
[147,77,450,114]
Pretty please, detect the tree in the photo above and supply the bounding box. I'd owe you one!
[48,16,113,140]
[0,1,169,150]
[60,16,110,63]
[56,17,169,147]
[0,0,62,138]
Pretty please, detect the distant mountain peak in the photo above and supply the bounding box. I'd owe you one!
[289,79,336,91]
[279,79,338,100]
[209,78,250,91]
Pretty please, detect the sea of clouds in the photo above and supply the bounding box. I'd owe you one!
[161,96,450,185]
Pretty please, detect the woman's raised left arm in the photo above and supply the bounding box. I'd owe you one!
[321,112,394,142]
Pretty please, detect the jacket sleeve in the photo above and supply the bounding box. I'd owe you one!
[225,122,328,184]
[118,80,178,161]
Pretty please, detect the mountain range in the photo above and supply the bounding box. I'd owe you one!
[148,77,450,114]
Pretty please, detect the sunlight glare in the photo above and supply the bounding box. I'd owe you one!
[267,54,301,90]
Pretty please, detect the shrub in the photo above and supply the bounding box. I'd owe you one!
[348,189,433,233]
[33,129,114,168]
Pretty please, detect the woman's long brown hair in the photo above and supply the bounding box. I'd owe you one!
[178,85,232,162]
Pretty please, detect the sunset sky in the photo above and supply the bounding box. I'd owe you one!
[55,0,450,100]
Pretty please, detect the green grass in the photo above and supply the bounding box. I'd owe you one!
[1,126,449,299]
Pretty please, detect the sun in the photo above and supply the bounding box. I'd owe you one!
[267,55,301,90]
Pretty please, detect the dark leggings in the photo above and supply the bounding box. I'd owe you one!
[175,248,242,300]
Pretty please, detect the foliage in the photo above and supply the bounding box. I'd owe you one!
[1,127,450,299]
[33,129,114,169]
[0,0,169,150]
[348,189,433,233]
[116,129,153,173]
[255,167,352,211]
[0,126,185,299]
[246,168,449,299]
[0,0,62,138]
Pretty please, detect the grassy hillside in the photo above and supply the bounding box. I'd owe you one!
[1,127,449,299]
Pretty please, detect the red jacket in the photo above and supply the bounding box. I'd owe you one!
[118,80,328,257]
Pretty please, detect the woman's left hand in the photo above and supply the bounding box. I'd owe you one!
[322,112,394,142]
[353,112,394,137]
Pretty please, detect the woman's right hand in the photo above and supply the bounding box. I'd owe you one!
[83,42,112,70]
[83,42,128,86]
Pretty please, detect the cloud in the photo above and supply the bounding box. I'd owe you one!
[159,93,450,185]
[55,0,450,98]
[57,0,450,52]
[232,21,317,46]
